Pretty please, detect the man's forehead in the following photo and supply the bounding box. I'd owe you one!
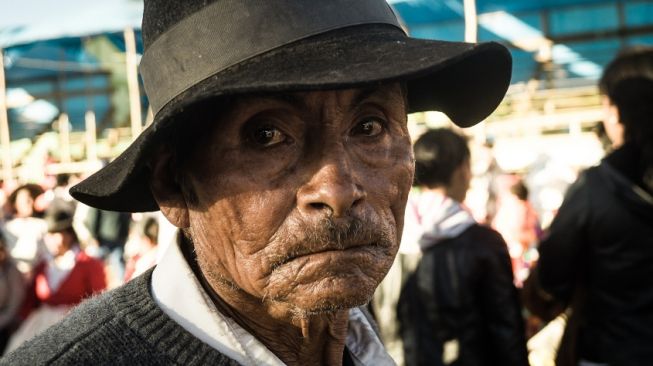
[236,83,405,109]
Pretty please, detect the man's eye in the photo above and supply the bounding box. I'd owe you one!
[352,118,386,137]
[250,125,288,147]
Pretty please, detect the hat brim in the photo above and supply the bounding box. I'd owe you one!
[71,25,512,212]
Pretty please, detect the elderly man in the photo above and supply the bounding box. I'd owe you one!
[2,0,511,365]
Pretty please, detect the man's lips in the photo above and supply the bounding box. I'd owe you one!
[272,241,379,269]
[301,242,374,256]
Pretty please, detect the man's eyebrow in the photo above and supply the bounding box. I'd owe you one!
[352,87,379,107]
[351,86,397,107]
[251,93,306,108]
[248,86,393,108]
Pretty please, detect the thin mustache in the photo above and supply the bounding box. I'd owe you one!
[270,216,391,271]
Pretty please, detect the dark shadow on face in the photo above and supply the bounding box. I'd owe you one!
[180,83,414,314]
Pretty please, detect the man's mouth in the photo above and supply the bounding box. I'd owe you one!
[271,241,380,270]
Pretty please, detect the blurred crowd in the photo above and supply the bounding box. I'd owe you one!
[0,172,171,355]
[372,47,653,366]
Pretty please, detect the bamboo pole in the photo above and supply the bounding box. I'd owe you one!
[85,110,97,162]
[464,0,478,43]
[463,0,487,144]
[59,113,71,164]
[0,49,13,182]
[124,28,142,140]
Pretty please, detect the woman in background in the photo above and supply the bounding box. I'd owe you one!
[5,209,106,353]
[1,185,48,278]
[493,177,541,287]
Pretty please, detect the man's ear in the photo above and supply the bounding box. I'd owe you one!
[149,148,190,228]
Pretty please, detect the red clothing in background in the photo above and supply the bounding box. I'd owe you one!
[7,250,107,353]
[34,251,106,306]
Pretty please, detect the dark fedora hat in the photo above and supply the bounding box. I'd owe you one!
[71,0,512,212]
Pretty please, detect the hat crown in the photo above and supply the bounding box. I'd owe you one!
[139,0,402,115]
[142,0,398,50]
[142,0,217,49]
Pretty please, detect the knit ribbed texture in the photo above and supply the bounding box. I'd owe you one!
[0,269,240,365]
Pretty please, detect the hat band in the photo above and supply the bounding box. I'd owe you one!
[140,0,403,115]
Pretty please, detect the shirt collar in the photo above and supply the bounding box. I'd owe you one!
[151,236,395,366]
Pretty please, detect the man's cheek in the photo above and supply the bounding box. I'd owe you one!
[382,164,413,209]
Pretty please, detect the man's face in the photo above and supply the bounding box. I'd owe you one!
[181,83,413,313]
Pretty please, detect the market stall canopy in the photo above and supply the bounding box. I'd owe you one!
[390,0,653,83]
[1,0,145,141]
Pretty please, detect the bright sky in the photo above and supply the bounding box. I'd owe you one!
[0,0,143,47]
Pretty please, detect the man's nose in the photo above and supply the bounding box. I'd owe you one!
[297,156,366,218]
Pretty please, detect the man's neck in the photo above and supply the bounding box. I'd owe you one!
[179,233,350,365]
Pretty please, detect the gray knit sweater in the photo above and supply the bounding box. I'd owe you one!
[0,269,240,365]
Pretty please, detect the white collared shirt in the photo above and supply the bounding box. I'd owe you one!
[151,238,395,366]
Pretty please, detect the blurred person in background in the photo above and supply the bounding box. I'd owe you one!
[82,208,132,286]
[0,180,7,224]
[1,185,48,278]
[124,216,160,282]
[528,47,653,366]
[396,128,528,366]
[476,137,503,224]
[492,176,541,287]
[44,174,77,215]
[0,233,24,354]
[4,209,106,354]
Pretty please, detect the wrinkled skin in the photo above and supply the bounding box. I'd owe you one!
[152,83,414,365]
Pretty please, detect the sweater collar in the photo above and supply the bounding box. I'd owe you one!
[151,236,395,366]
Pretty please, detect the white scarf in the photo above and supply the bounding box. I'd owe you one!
[45,248,78,293]
[400,190,476,254]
